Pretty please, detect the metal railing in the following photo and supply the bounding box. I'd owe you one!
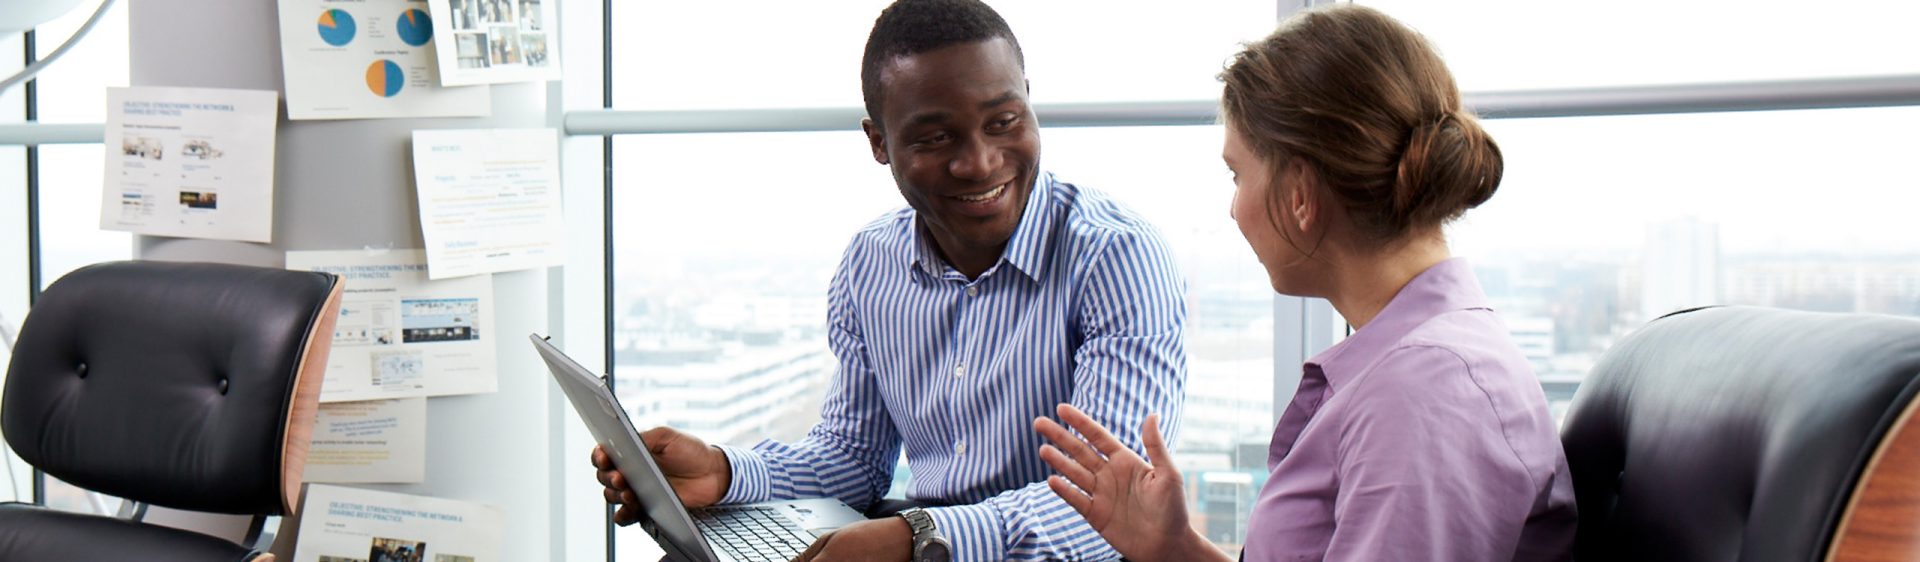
[5,74,1919,144]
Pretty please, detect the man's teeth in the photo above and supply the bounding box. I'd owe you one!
[957,184,1006,202]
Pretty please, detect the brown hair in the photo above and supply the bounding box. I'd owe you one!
[1220,4,1500,248]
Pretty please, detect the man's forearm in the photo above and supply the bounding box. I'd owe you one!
[923,481,1121,561]
[717,438,895,508]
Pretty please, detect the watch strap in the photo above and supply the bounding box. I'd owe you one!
[900,507,938,536]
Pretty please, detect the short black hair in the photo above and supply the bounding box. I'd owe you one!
[860,0,1025,125]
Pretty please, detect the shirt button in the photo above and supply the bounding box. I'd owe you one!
[955,441,967,454]
[955,362,966,377]
[966,286,979,297]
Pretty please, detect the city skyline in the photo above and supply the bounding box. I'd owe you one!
[605,221,1920,554]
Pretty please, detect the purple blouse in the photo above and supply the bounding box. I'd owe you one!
[1240,259,1577,561]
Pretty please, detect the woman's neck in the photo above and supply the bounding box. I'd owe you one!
[1323,235,1452,329]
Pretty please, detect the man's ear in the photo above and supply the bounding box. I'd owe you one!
[860,118,889,165]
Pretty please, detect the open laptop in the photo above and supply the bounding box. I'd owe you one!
[532,334,868,562]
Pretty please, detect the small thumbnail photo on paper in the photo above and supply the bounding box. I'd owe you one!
[401,298,481,343]
[369,537,427,562]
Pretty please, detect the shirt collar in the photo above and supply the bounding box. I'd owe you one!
[1304,258,1490,392]
[906,172,1055,282]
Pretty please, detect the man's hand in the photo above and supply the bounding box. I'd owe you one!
[790,516,913,562]
[591,426,732,526]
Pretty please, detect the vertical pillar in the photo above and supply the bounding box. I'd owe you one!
[0,29,33,505]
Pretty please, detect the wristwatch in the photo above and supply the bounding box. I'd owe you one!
[898,508,952,562]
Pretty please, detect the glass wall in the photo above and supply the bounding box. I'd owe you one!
[1362,0,1920,92]
[0,24,30,507]
[610,0,1276,110]
[605,1,1920,558]
[608,2,1282,558]
[1453,107,1920,420]
[1353,0,1920,421]
[13,0,133,514]
[32,0,132,289]
[609,126,1279,555]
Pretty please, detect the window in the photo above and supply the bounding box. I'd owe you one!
[1045,126,1276,549]
[1450,107,1920,420]
[1,30,29,506]
[17,0,133,514]
[607,2,1283,557]
[1340,0,1920,423]
[1361,0,1920,92]
[610,126,1276,557]
[610,131,898,453]
[32,0,131,289]
[610,0,1275,109]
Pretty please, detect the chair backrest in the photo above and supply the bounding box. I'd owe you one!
[2,260,341,516]
[1562,306,1920,562]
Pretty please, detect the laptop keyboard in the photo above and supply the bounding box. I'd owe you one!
[694,506,817,561]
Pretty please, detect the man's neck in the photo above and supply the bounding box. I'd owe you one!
[930,240,1002,280]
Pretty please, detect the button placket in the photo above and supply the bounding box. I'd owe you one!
[947,280,977,457]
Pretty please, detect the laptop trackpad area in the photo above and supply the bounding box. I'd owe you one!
[761,498,868,534]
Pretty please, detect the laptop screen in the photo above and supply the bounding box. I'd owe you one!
[531,334,720,562]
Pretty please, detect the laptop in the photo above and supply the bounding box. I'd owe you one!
[531,334,869,562]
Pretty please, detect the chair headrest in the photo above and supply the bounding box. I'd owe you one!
[3,260,340,515]
[1562,306,1920,561]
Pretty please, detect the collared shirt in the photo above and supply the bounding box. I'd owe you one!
[718,172,1188,561]
[1243,258,1577,562]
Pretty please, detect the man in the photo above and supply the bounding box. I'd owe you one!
[594,1,1187,560]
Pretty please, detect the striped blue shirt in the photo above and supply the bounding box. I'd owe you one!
[716,172,1188,561]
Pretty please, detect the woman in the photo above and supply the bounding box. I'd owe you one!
[1033,5,1576,561]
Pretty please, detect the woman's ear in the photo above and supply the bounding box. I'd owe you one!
[1285,159,1319,237]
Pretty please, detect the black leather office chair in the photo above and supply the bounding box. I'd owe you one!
[0,261,342,561]
[1562,306,1920,561]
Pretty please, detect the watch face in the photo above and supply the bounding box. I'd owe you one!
[916,541,952,562]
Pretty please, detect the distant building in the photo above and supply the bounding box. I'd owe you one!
[1641,218,1721,322]
[1723,256,1920,315]
[1504,315,1555,375]
[615,337,832,446]
[1196,470,1256,548]
[1179,357,1275,452]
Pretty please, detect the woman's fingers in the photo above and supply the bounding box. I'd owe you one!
[1056,404,1129,457]
[1039,444,1098,491]
[1034,415,1107,472]
[1142,413,1175,471]
[1047,475,1094,518]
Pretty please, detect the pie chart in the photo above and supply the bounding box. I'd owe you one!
[317,9,355,47]
[396,9,433,47]
[366,60,404,97]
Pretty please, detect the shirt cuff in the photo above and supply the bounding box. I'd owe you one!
[715,444,772,505]
[923,503,1004,562]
